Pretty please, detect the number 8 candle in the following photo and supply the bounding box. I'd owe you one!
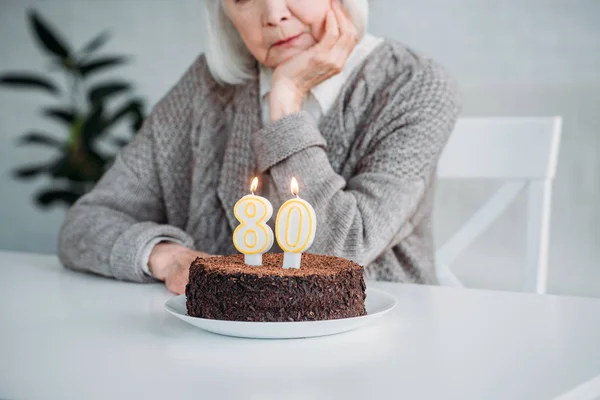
[276,177,317,269]
[233,177,274,266]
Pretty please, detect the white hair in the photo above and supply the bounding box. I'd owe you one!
[201,0,369,85]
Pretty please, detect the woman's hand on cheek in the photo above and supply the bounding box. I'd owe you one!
[269,0,359,122]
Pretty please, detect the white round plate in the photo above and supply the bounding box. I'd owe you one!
[165,288,396,339]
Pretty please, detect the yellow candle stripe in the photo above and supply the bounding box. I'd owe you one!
[284,205,302,248]
[276,199,314,253]
[233,196,272,255]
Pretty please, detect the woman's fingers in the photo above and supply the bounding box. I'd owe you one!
[327,40,352,73]
[333,0,358,51]
[332,0,356,38]
[316,9,340,52]
[169,267,190,294]
[322,3,357,73]
[314,0,357,72]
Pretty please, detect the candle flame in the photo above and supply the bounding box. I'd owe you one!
[291,177,299,196]
[250,177,258,194]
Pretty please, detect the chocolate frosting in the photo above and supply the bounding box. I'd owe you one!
[185,253,367,322]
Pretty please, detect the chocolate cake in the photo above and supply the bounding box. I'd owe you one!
[185,253,367,322]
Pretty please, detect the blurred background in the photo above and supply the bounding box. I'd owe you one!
[0,0,598,296]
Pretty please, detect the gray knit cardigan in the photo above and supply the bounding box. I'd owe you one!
[58,40,460,284]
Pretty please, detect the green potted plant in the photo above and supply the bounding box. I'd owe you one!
[0,10,146,208]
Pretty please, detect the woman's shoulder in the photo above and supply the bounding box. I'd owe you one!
[345,38,461,157]
[359,38,460,107]
[152,54,233,116]
[140,54,237,157]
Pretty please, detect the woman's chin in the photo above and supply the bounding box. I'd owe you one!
[265,36,314,67]
[267,48,305,67]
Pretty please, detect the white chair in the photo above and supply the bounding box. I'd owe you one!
[435,117,562,294]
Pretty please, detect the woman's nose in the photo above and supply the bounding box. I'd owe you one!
[262,0,291,26]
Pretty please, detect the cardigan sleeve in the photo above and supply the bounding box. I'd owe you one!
[252,59,460,266]
[57,116,195,283]
[57,57,207,283]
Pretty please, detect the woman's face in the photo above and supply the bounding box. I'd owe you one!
[222,0,332,68]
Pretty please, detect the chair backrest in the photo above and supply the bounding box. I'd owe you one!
[435,117,562,293]
[438,118,562,180]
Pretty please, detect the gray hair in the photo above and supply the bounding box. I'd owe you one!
[201,0,369,85]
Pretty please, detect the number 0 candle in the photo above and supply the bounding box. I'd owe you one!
[233,177,274,266]
[275,177,317,269]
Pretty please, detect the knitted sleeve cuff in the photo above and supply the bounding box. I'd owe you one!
[252,111,327,173]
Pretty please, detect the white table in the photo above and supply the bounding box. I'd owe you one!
[1,251,600,400]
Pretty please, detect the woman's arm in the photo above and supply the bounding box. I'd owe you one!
[254,59,460,267]
[58,57,208,283]
[57,115,196,283]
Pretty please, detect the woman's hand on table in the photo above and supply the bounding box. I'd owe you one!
[148,242,214,294]
[269,0,358,122]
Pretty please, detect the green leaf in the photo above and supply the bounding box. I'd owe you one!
[68,115,84,147]
[88,82,130,105]
[47,57,77,72]
[118,98,145,132]
[78,56,128,78]
[0,73,60,95]
[80,106,107,145]
[103,98,143,131]
[49,154,86,182]
[43,107,76,126]
[48,155,74,179]
[29,10,71,59]
[48,148,105,183]
[35,189,81,207]
[80,31,111,54]
[13,164,49,179]
[130,102,145,132]
[17,132,64,148]
[86,147,108,170]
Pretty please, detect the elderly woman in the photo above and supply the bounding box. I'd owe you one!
[58,0,460,294]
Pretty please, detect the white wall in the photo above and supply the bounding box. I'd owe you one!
[0,0,598,297]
